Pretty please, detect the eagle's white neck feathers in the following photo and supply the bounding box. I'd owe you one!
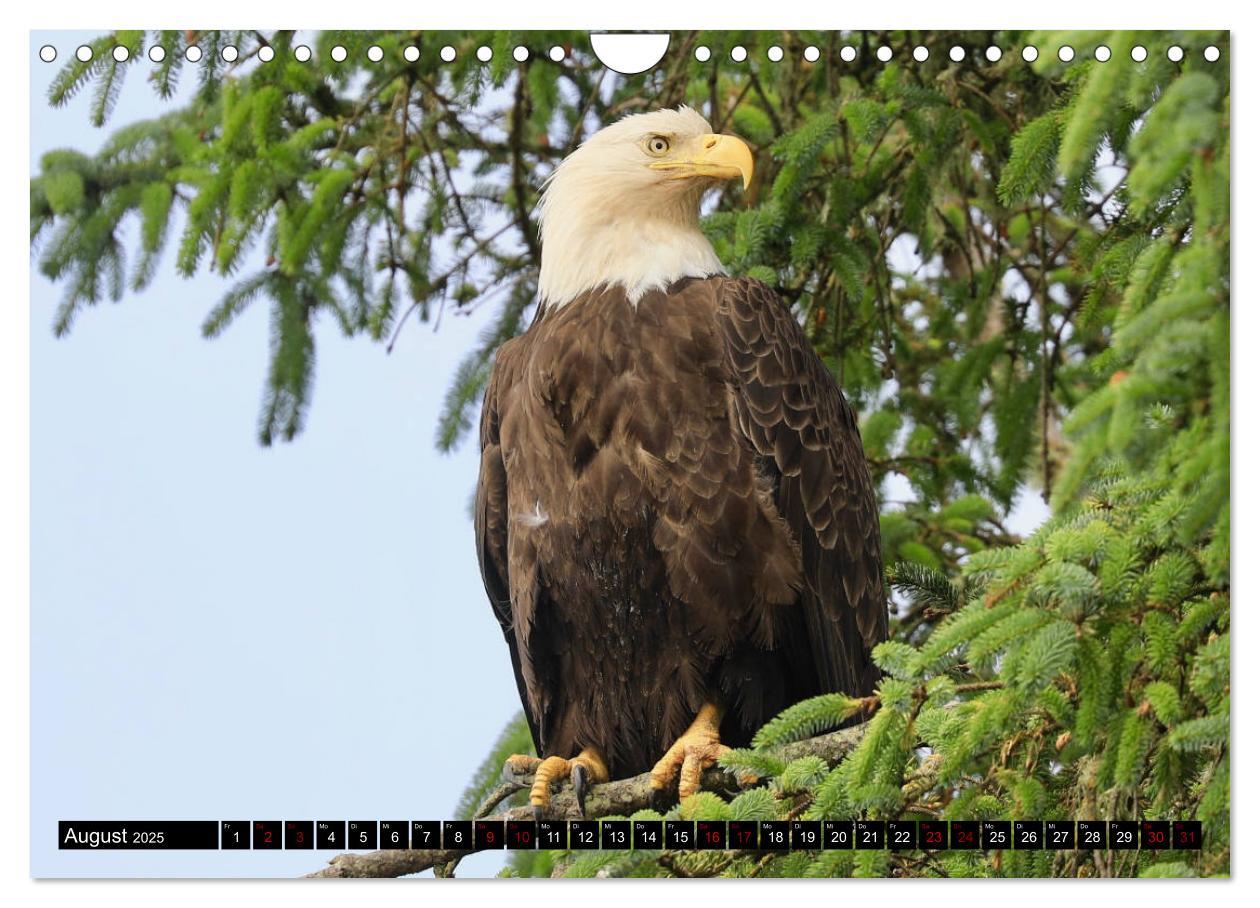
[536,107,727,308]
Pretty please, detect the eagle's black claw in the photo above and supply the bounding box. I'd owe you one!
[572,763,590,816]
[533,804,545,824]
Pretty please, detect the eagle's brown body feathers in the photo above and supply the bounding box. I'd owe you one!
[476,276,887,777]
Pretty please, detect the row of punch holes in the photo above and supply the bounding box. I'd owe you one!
[39,41,1222,66]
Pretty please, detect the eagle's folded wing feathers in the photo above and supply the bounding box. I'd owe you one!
[716,277,888,695]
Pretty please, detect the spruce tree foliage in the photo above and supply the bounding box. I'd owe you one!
[33,30,1228,877]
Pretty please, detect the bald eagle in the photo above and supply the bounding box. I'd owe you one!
[475,106,887,817]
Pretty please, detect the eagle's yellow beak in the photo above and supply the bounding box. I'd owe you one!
[650,133,754,191]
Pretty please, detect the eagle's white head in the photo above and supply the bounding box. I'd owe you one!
[536,106,754,308]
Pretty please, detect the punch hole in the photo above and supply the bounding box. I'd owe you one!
[803,45,820,63]
[731,46,747,62]
[258,46,274,63]
[440,45,457,63]
[767,45,783,62]
[1022,46,1038,63]
[1131,46,1148,62]
[1058,46,1074,63]
[477,46,493,62]
[76,45,93,62]
[330,46,347,63]
[949,46,965,63]
[913,46,928,62]
[513,46,529,62]
[185,46,203,63]
[1167,45,1184,62]
[549,46,566,62]
[113,46,129,63]
[1204,45,1220,62]
[367,46,384,63]
[39,45,56,62]
[840,46,856,63]
[985,46,1002,63]
[876,45,892,63]
[222,46,239,63]
[589,34,665,73]
[1095,46,1111,62]
[403,46,420,62]
[293,45,311,63]
[694,46,711,62]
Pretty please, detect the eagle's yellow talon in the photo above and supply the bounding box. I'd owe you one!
[503,753,543,781]
[526,748,609,819]
[679,742,732,799]
[650,702,729,801]
[529,756,571,814]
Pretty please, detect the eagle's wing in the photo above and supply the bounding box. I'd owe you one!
[716,277,888,695]
[474,336,544,753]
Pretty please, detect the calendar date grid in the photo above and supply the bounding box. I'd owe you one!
[58,819,1203,851]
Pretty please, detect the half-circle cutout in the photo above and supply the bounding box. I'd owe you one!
[590,33,670,75]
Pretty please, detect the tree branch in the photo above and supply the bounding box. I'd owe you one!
[304,721,870,878]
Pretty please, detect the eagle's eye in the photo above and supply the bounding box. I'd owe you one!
[645,135,671,156]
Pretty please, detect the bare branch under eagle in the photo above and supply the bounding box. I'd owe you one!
[305,721,870,879]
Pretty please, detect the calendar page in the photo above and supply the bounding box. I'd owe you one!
[28,26,1230,882]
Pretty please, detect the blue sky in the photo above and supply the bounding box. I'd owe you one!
[30,30,519,878]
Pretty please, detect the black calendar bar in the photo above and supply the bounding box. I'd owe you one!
[410,821,439,849]
[855,820,884,849]
[729,821,759,849]
[1173,821,1202,850]
[347,821,377,850]
[950,821,979,850]
[1014,820,1044,850]
[442,821,472,850]
[1141,821,1171,850]
[475,820,504,850]
[59,821,219,850]
[57,818,1203,851]
[697,820,727,849]
[317,821,346,850]
[633,820,663,850]
[570,820,600,850]
[506,820,537,849]
[221,821,250,850]
[601,820,631,850]
[379,821,408,850]
[1046,821,1075,849]
[823,820,854,849]
[888,820,916,851]
[537,820,567,849]
[918,820,947,850]
[285,820,314,850]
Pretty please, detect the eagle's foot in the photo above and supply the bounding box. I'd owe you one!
[522,748,609,821]
[501,753,543,788]
[649,702,730,805]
